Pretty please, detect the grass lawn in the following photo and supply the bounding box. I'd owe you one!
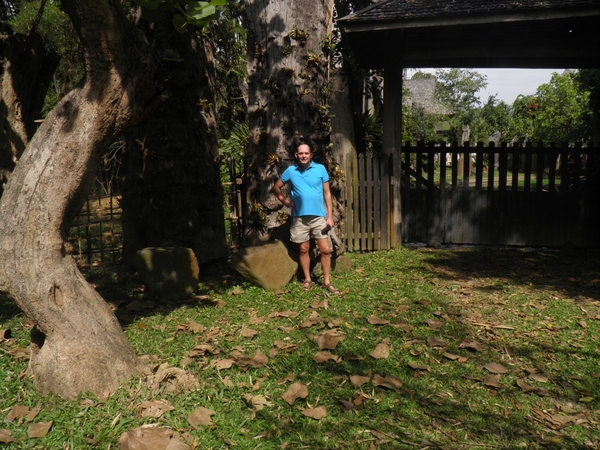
[1,246,599,449]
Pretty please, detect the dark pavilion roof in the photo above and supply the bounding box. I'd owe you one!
[338,0,600,69]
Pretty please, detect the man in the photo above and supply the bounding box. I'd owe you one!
[272,143,340,294]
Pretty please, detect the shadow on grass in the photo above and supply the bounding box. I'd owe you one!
[415,246,600,303]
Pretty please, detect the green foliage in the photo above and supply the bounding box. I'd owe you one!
[218,121,248,180]
[133,0,226,32]
[402,104,439,143]
[434,69,487,144]
[533,71,591,145]
[7,0,83,117]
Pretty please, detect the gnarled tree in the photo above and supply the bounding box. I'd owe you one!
[0,0,161,400]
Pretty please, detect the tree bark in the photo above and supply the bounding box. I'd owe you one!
[0,24,59,195]
[243,0,335,240]
[0,0,161,400]
[120,17,228,266]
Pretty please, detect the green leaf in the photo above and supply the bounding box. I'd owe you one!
[172,14,187,34]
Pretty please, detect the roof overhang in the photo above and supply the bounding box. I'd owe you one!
[338,5,600,69]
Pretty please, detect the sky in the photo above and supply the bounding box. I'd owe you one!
[407,68,565,105]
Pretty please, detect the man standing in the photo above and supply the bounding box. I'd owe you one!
[272,143,340,294]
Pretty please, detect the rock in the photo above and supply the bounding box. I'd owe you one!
[332,254,353,272]
[133,247,199,300]
[231,240,298,289]
[426,238,442,249]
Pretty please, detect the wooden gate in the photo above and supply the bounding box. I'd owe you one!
[344,143,600,250]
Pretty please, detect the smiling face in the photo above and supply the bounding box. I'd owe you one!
[295,144,313,168]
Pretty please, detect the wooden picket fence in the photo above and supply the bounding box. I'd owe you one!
[344,142,600,251]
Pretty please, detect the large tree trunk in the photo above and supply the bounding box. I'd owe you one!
[120,16,228,267]
[0,24,59,195]
[0,0,161,400]
[243,0,335,241]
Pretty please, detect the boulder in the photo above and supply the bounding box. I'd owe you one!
[231,240,298,289]
[133,247,199,300]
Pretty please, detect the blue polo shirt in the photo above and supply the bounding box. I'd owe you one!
[281,162,329,217]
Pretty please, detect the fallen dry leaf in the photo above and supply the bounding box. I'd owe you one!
[484,362,508,374]
[425,319,443,328]
[243,394,272,411]
[281,382,308,405]
[350,374,370,387]
[27,421,53,439]
[310,300,329,310]
[529,373,549,383]
[442,352,468,362]
[370,343,390,359]
[299,311,324,329]
[240,326,259,338]
[372,374,402,393]
[249,316,266,325]
[459,339,485,352]
[548,414,579,427]
[6,347,29,360]
[483,374,501,388]
[149,363,199,394]
[188,407,215,428]
[426,336,448,348]
[367,316,390,325]
[272,340,298,353]
[269,310,300,319]
[516,378,538,393]
[233,349,269,369]
[317,330,346,350]
[0,429,14,443]
[302,406,327,420]
[408,362,430,371]
[313,351,342,364]
[210,358,235,370]
[136,400,174,419]
[7,405,29,424]
[118,425,173,450]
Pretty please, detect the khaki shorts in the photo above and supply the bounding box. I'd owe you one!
[290,216,328,243]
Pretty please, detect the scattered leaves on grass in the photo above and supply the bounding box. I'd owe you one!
[350,374,370,387]
[148,363,199,394]
[243,394,272,411]
[484,362,508,374]
[313,351,342,363]
[372,374,402,393]
[302,406,327,420]
[268,310,299,319]
[483,374,501,388]
[408,362,430,371]
[240,325,259,338]
[370,343,390,359]
[118,425,174,449]
[281,382,308,405]
[0,429,14,443]
[27,421,53,439]
[136,400,174,418]
[367,316,390,325]
[315,330,346,350]
[188,407,215,428]
[426,336,448,348]
[459,339,485,352]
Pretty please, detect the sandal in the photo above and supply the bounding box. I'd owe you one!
[323,283,341,295]
[302,280,314,292]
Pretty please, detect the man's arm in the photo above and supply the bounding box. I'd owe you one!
[272,179,295,209]
[323,181,334,228]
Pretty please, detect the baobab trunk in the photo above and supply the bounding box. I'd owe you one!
[243,0,336,239]
[0,0,160,400]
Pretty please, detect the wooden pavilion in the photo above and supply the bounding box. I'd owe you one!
[337,0,600,248]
